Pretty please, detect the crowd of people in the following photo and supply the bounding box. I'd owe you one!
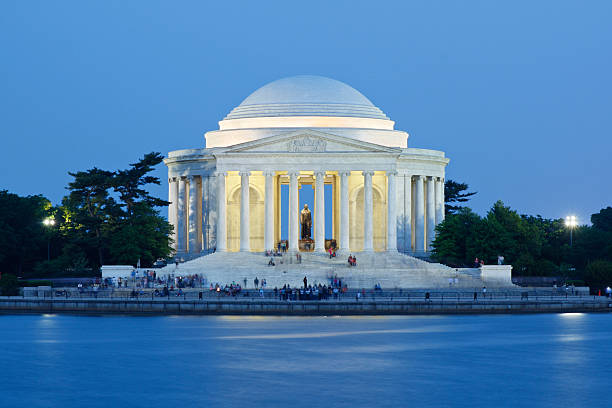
[273,283,347,300]
[265,249,283,257]
[114,272,208,290]
[209,282,243,296]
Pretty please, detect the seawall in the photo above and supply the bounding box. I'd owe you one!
[1,297,610,316]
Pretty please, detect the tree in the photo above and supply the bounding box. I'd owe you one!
[112,152,168,218]
[479,201,544,274]
[432,207,483,267]
[433,201,549,274]
[63,168,117,267]
[0,190,51,276]
[59,152,172,271]
[108,203,172,266]
[583,260,612,290]
[0,274,20,296]
[107,152,171,266]
[592,207,612,232]
[444,179,476,215]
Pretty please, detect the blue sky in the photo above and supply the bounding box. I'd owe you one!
[1,0,610,225]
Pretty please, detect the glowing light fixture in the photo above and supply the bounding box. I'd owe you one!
[42,217,56,261]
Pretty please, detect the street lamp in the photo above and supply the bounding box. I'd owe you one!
[42,217,56,261]
[565,215,577,247]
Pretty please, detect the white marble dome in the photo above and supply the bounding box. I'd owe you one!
[224,75,389,121]
[208,75,406,147]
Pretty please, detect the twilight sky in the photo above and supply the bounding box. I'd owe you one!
[1,0,610,224]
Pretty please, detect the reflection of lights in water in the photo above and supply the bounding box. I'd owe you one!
[557,334,585,342]
[217,315,443,322]
[38,314,57,327]
[217,326,451,340]
[218,316,284,322]
[559,313,585,318]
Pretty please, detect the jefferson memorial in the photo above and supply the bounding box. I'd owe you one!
[159,75,512,288]
[165,75,447,256]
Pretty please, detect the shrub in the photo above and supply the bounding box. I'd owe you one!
[20,280,53,287]
[0,274,20,296]
[583,260,612,288]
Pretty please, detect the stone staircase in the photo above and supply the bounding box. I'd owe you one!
[158,251,503,289]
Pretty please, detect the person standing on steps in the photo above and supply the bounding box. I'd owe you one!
[303,276,308,289]
[254,277,259,289]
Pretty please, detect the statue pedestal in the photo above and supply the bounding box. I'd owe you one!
[299,239,314,252]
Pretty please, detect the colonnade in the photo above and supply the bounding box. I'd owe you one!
[168,171,444,255]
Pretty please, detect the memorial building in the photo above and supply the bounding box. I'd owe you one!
[165,75,449,256]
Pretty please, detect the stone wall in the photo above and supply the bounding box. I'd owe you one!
[1,298,609,316]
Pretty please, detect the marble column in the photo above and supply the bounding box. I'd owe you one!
[196,176,203,252]
[314,171,326,251]
[239,171,250,252]
[396,174,405,252]
[436,177,445,224]
[168,177,178,252]
[386,171,397,252]
[288,171,299,252]
[426,176,436,251]
[363,171,374,252]
[177,177,187,253]
[201,175,209,251]
[339,171,350,253]
[264,171,275,251]
[404,175,413,252]
[414,175,425,252]
[188,176,200,253]
[216,171,227,252]
[208,174,218,250]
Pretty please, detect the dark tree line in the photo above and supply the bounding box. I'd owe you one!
[434,187,612,289]
[0,152,172,279]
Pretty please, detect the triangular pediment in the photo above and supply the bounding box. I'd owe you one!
[219,129,399,154]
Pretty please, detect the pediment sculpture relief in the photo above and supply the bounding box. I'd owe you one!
[287,136,327,152]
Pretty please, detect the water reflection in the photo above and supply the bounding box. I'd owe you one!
[0,313,610,408]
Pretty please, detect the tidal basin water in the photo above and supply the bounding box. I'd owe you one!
[1,313,611,407]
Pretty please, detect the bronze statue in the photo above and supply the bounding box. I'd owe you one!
[300,204,312,240]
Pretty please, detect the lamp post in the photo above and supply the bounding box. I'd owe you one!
[42,217,56,261]
[565,215,577,247]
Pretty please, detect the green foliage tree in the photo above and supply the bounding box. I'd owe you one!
[107,201,172,266]
[0,191,51,276]
[583,260,612,289]
[433,198,612,281]
[444,179,476,215]
[432,207,483,266]
[63,168,117,266]
[591,207,612,232]
[434,201,564,276]
[112,152,168,217]
[1,152,174,278]
[59,152,172,271]
[480,201,545,274]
